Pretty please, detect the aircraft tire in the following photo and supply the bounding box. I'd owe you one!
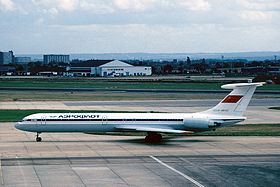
[145,133,162,143]
[36,137,42,142]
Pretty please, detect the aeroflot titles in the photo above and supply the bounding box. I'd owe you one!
[57,114,100,119]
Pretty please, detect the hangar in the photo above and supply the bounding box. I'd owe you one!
[66,60,152,77]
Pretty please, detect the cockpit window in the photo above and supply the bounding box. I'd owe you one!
[22,118,31,122]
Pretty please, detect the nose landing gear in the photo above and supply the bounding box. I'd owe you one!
[36,133,42,142]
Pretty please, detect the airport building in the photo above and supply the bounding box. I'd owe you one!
[43,54,70,64]
[0,51,14,65]
[66,60,152,77]
[15,57,31,64]
[0,65,16,75]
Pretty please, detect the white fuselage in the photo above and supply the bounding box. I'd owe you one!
[15,112,245,133]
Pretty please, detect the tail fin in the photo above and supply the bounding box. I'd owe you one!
[201,82,265,116]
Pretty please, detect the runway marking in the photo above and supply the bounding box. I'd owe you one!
[0,156,4,185]
[150,156,204,187]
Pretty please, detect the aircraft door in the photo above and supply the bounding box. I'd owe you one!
[102,116,107,125]
[123,118,128,124]
[41,115,47,125]
[31,119,38,125]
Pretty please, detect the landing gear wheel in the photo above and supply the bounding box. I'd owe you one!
[145,133,162,143]
[36,133,42,142]
[36,137,42,142]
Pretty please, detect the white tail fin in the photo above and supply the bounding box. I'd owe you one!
[201,82,265,116]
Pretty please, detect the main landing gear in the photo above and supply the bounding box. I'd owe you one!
[36,133,42,142]
[145,132,162,143]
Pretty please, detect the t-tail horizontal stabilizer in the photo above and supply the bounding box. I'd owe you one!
[201,82,265,116]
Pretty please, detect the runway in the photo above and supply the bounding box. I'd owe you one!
[0,123,280,187]
[65,98,280,107]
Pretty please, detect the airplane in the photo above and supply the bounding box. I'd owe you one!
[15,82,265,143]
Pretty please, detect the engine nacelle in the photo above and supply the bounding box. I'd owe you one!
[183,118,218,129]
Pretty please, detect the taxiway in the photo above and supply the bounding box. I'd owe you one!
[1,97,279,186]
[0,122,280,187]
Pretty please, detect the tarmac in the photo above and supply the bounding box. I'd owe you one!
[0,99,280,186]
[0,122,280,187]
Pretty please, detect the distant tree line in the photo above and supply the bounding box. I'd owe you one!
[127,57,280,76]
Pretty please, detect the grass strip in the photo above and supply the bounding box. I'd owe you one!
[0,80,223,90]
[0,79,279,91]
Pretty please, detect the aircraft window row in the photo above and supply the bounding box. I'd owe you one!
[107,68,124,71]
[23,119,183,122]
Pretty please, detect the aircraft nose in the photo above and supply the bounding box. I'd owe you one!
[15,122,25,131]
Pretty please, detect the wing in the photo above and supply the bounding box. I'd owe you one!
[115,125,193,134]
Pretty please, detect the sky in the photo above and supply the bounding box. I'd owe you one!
[0,0,280,54]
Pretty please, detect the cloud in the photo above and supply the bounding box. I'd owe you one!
[0,0,15,11]
[31,0,115,15]
[236,0,280,11]
[79,1,114,14]
[13,23,279,53]
[236,0,280,21]
[114,0,155,11]
[30,0,211,15]
[1,0,279,53]
[32,0,78,12]
[113,0,211,12]
[240,10,273,21]
[58,0,79,11]
[178,0,211,11]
